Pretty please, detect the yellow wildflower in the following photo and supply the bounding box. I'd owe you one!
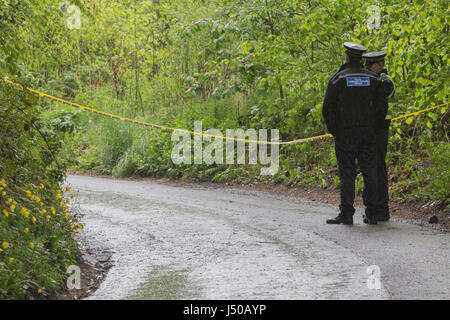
[8,257,14,263]
[32,217,36,224]
[1,192,6,196]
[46,215,51,222]
[51,206,56,215]
[10,204,15,212]
[0,179,6,187]
[37,288,42,294]
[29,242,34,248]
[0,248,2,254]
[2,209,9,217]
[59,201,64,207]
[24,211,30,218]
[40,209,47,215]
[25,228,29,233]
[39,183,45,189]
[40,202,44,206]
[26,190,32,197]
[2,241,8,249]
[66,187,71,192]
[7,198,12,203]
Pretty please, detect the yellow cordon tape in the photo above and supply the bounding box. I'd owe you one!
[1,78,448,145]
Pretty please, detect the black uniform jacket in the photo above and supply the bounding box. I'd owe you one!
[322,62,385,136]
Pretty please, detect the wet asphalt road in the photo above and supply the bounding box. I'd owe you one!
[66,175,449,300]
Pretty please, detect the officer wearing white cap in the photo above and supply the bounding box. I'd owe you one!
[323,42,384,225]
[363,51,395,222]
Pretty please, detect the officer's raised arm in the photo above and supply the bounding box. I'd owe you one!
[363,52,395,99]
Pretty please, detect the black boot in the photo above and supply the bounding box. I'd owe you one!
[376,212,390,222]
[327,214,353,225]
[363,215,378,225]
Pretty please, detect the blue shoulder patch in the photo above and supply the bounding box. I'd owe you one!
[346,77,370,87]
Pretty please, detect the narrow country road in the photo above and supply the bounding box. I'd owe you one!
[66,175,449,300]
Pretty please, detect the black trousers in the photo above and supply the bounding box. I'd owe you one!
[335,127,378,218]
[375,120,390,215]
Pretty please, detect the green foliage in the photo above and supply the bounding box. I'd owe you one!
[99,119,133,171]
[0,0,82,299]
[113,152,138,178]
[391,142,450,210]
[0,183,80,299]
[424,143,450,204]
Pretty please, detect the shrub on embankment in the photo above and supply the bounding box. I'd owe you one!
[0,81,82,299]
[0,0,82,298]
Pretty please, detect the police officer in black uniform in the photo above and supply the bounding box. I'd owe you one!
[363,52,395,222]
[323,42,384,225]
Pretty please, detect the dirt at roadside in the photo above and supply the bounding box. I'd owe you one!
[53,249,113,300]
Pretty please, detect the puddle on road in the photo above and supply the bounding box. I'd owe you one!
[125,266,200,300]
